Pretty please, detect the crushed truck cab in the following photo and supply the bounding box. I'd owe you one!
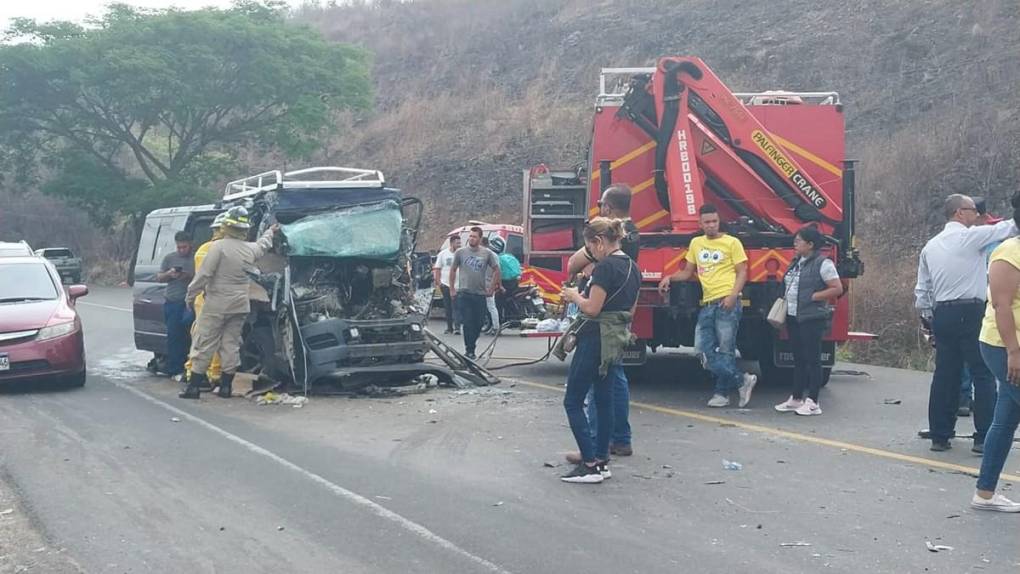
[134,167,497,391]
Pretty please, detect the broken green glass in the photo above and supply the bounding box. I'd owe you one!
[281,200,403,260]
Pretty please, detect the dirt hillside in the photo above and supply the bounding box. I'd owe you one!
[291,0,1019,366]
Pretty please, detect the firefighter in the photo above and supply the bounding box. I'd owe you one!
[183,213,226,388]
[181,206,279,399]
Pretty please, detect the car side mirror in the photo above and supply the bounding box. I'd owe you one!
[68,285,89,300]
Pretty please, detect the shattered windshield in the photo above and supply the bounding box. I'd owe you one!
[281,200,403,260]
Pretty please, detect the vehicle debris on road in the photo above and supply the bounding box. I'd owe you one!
[722,460,743,471]
[255,392,309,407]
[925,541,954,552]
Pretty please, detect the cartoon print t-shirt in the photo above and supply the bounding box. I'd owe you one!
[452,246,499,295]
[685,234,748,304]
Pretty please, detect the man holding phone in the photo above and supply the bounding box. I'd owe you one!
[157,231,195,378]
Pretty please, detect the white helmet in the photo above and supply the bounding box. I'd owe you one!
[210,212,227,228]
[220,206,251,230]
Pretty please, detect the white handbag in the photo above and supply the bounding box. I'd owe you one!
[767,297,788,329]
[767,268,796,329]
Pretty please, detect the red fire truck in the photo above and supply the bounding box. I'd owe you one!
[522,57,872,383]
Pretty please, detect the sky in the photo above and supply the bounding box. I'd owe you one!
[0,1,296,30]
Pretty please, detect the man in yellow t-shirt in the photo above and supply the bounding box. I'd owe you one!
[184,214,225,385]
[658,204,756,408]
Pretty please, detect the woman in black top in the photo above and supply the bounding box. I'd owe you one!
[559,218,641,483]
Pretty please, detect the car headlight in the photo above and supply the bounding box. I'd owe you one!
[37,320,76,341]
[347,328,360,340]
[410,323,421,332]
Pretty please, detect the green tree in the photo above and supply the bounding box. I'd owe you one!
[0,1,372,228]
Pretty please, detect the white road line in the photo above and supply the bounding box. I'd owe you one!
[79,302,132,313]
[109,380,511,574]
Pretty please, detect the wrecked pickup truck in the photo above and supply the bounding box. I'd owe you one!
[132,166,496,392]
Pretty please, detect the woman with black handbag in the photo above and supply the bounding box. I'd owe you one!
[774,225,844,416]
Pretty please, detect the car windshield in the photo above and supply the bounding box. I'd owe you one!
[42,249,73,258]
[0,262,58,302]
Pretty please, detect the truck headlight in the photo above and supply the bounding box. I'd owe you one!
[37,320,76,341]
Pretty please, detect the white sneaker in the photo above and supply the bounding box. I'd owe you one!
[738,373,758,407]
[707,394,730,408]
[795,398,822,416]
[775,396,804,412]
[971,493,1020,513]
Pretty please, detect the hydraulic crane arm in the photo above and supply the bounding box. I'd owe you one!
[617,56,843,235]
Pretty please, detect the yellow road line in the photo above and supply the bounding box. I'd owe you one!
[771,133,842,178]
[514,380,1020,482]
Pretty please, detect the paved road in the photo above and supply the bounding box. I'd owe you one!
[1,287,1018,573]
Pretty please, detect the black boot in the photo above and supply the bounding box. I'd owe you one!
[217,372,234,398]
[179,372,206,399]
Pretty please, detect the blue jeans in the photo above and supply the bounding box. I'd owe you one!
[929,303,996,442]
[585,367,631,446]
[961,364,973,406]
[564,334,614,462]
[977,343,1020,492]
[164,301,193,376]
[695,301,743,394]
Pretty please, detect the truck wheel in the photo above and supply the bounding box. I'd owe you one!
[754,331,791,386]
[820,367,832,388]
[758,356,790,387]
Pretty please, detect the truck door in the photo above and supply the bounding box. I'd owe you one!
[132,213,190,355]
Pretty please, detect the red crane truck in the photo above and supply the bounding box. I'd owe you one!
[522,56,873,384]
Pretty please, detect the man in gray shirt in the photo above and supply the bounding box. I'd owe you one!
[157,231,195,377]
[915,194,1017,452]
[449,226,499,359]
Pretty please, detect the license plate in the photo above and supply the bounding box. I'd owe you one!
[0,354,9,371]
[621,342,646,366]
[773,340,836,368]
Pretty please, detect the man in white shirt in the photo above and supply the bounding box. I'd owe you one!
[915,194,1017,452]
[433,235,462,334]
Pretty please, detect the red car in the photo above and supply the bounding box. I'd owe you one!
[0,256,88,387]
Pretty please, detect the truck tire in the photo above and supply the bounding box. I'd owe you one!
[759,345,833,387]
